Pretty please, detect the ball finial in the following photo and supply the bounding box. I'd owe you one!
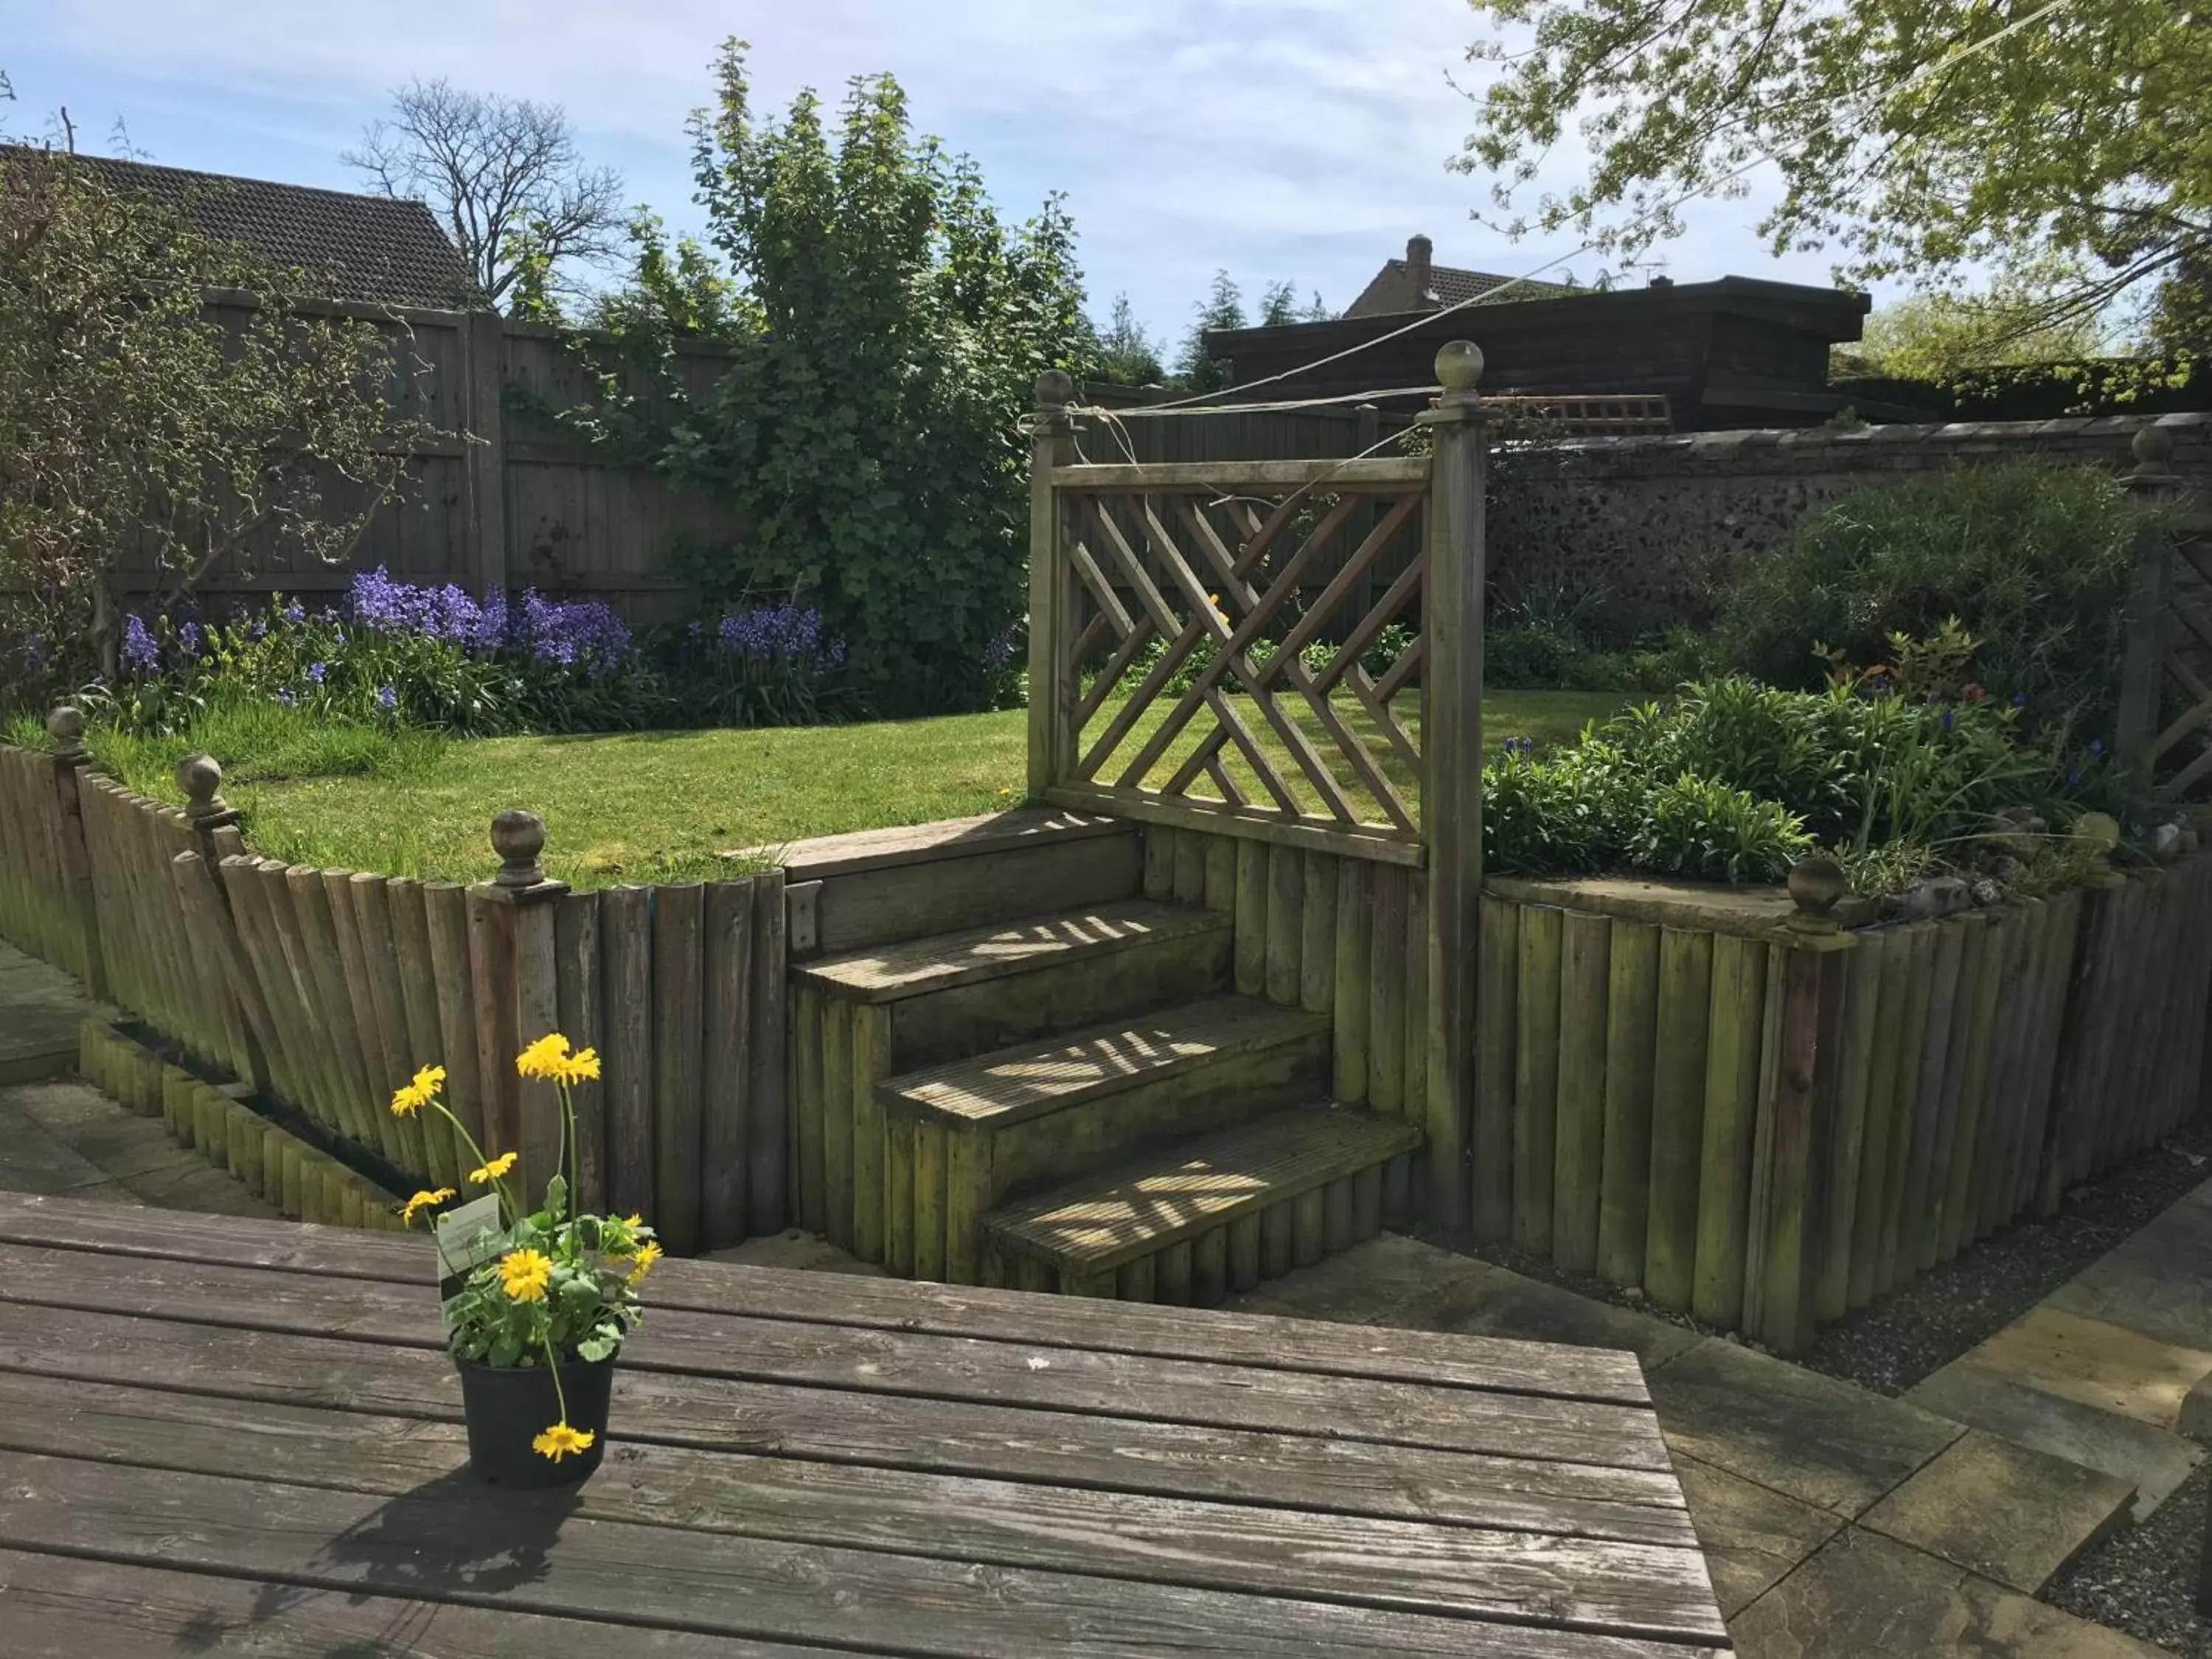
[1787,855,1848,931]
[1035,369,1075,408]
[1435,341,1484,394]
[175,753,223,807]
[491,810,549,889]
[46,704,86,759]
[2132,423,2177,467]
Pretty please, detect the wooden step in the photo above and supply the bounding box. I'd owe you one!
[982,1107,1423,1304]
[744,810,1144,957]
[875,995,1332,1286]
[796,900,1233,1071]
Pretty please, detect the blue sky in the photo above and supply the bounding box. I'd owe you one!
[8,1,1859,347]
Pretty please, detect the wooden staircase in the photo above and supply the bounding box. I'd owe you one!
[784,810,1420,1303]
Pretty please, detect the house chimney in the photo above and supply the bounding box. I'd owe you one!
[1406,234,1435,306]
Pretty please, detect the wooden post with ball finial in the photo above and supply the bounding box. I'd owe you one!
[1420,342,1488,1231]
[470,810,568,1202]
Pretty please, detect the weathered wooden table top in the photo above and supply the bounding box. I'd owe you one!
[0,1191,1731,1657]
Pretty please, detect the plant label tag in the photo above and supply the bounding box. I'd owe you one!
[434,1194,507,1325]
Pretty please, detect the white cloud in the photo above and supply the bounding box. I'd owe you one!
[18,0,1853,341]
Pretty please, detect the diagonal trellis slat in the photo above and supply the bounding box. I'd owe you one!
[2118,425,2212,798]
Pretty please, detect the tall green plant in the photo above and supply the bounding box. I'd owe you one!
[1711,462,2154,748]
[557,42,1089,717]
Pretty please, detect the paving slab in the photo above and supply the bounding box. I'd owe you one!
[1729,1528,2173,1658]
[705,1228,887,1276]
[1958,1304,2212,1433]
[0,942,94,1082]
[0,1094,118,1195]
[2045,1178,2212,1355]
[1649,1336,1963,1519]
[3,1079,201,1181]
[1859,1428,2137,1595]
[1671,1452,1845,1619]
[1231,1234,1703,1370]
[1906,1354,2205,1522]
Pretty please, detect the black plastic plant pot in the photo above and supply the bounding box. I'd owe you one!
[453,1352,615,1489]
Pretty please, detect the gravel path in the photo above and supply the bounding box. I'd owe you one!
[2048,1460,2212,1656]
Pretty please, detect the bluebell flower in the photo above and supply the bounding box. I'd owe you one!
[2089,738,2104,757]
[121,615,159,674]
[282,602,306,626]
[1941,709,1955,731]
[984,629,1020,675]
[2011,690,2028,709]
[177,622,202,657]
[375,685,397,713]
[19,630,47,669]
[2067,766,2084,788]
[307,661,327,686]
[277,688,296,709]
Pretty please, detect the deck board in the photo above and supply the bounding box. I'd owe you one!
[0,1192,1731,1656]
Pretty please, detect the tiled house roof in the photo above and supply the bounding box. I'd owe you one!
[1343,236,1572,319]
[11,149,477,309]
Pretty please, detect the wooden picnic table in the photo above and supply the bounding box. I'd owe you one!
[0,1191,1731,1656]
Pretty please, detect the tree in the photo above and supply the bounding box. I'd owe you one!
[0,143,431,680]
[1091,293,1165,386]
[1837,285,2111,383]
[1258,279,1299,327]
[1455,0,2212,335]
[554,41,1090,716]
[347,77,623,307]
[1175,271,1246,392]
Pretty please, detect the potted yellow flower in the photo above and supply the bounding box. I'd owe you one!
[392,1032,660,1489]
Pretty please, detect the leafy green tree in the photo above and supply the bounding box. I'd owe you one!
[1836,285,2110,383]
[0,137,431,681]
[556,41,1089,715]
[1091,292,1165,386]
[1258,279,1299,327]
[1455,0,2211,333]
[1175,270,1246,392]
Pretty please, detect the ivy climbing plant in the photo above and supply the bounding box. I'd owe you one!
[554,40,1091,717]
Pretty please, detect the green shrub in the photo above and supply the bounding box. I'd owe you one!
[1711,461,2154,746]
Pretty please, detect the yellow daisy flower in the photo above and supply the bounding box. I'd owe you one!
[399,1187,455,1227]
[498,1248,554,1302]
[467,1151,518,1185]
[560,1046,601,1085]
[515,1033,573,1082]
[389,1063,445,1118]
[627,1239,664,1284]
[532,1421,596,1461]
[622,1213,643,1230]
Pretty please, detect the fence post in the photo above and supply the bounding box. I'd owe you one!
[1742,858,1856,1355]
[43,706,108,998]
[1026,369,1077,801]
[464,308,509,599]
[170,754,275,1096]
[470,810,568,1197]
[2115,424,2180,796]
[1421,342,1488,1229]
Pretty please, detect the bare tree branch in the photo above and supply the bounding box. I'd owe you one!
[344,77,625,308]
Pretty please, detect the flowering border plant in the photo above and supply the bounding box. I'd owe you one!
[392,1033,659,1464]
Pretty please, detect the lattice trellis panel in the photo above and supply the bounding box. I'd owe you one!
[1046,463,1430,845]
[2146,525,2212,798]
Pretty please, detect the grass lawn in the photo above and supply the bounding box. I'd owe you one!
[91,690,1624,889]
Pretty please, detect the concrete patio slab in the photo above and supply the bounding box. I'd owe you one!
[2045,1179,2212,1355]
[1906,1354,2205,1522]
[0,943,95,1083]
[1670,1452,1845,1619]
[1729,1528,2172,1658]
[1231,1234,1703,1370]
[1961,1304,2212,1431]
[1648,1337,1964,1519]
[1859,1429,2136,1595]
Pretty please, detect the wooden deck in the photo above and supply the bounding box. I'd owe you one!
[0,1192,1732,1656]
